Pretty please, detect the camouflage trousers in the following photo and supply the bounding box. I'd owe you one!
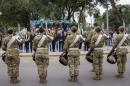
[93,49,103,76]
[35,55,49,79]
[116,48,128,73]
[68,56,80,77]
[5,57,20,78]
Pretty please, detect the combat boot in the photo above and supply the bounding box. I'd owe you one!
[39,76,47,84]
[10,77,20,84]
[40,79,47,83]
[43,76,47,83]
[74,75,78,82]
[116,73,124,78]
[68,76,73,81]
[10,77,14,84]
[93,75,101,80]
[68,76,75,82]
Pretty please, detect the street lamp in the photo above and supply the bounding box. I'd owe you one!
[104,2,110,31]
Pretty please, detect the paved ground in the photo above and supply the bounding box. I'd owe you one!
[0,54,130,86]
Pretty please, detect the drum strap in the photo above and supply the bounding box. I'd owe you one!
[70,35,80,47]
[7,36,16,49]
[95,34,103,46]
[37,35,47,48]
[117,34,128,48]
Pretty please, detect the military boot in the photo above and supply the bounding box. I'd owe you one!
[93,75,101,80]
[116,73,124,78]
[68,76,75,82]
[74,75,78,82]
[68,76,73,81]
[43,76,47,83]
[39,76,47,84]
[10,77,14,84]
[10,77,20,84]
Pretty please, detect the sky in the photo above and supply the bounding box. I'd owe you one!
[86,0,130,25]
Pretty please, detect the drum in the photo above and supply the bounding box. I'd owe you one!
[59,52,68,66]
[107,52,117,64]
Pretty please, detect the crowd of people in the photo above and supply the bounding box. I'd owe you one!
[0,22,119,53]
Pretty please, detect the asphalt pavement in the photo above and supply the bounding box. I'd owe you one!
[0,54,130,86]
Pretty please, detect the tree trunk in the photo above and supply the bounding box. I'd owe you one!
[66,11,72,20]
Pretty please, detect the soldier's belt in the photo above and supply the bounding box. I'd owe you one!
[94,48,103,50]
[37,48,48,51]
[69,48,79,50]
[118,46,127,48]
[37,48,48,50]
[8,48,18,50]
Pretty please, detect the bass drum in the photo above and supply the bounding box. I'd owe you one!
[107,52,117,64]
[85,54,93,63]
[86,55,93,63]
[2,52,6,62]
[85,48,94,63]
[59,52,68,66]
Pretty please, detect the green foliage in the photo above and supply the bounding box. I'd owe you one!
[0,0,94,27]
[0,0,121,28]
[99,5,130,28]
[0,0,30,27]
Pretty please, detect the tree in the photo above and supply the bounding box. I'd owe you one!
[97,0,123,25]
[97,5,130,29]
[0,0,123,28]
[0,0,30,27]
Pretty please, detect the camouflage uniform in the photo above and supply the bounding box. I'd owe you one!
[33,33,53,83]
[112,33,129,78]
[64,34,84,81]
[91,33,107,80]
[86,29,96,72]
[2,35,20,83]
[87,29,96,44]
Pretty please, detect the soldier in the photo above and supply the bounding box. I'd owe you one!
[32,27,54,83]
[90,26,109,80]
[2,29,20,84]
[63,26,85,82]
[86,23,97,72]
[108,26,129,78]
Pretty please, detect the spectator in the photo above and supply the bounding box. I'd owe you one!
[58,28,64,52]
[30,29,35,52]
[24,28,30,53]
[51,22,60,52]
[82,31,88,51]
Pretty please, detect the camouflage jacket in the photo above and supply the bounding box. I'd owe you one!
[2,35,19,51]
[112,33,130,49]
[32,33,53,51]
[63,34,85,56]
[90,33,108,49]
[86,29,96,43]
